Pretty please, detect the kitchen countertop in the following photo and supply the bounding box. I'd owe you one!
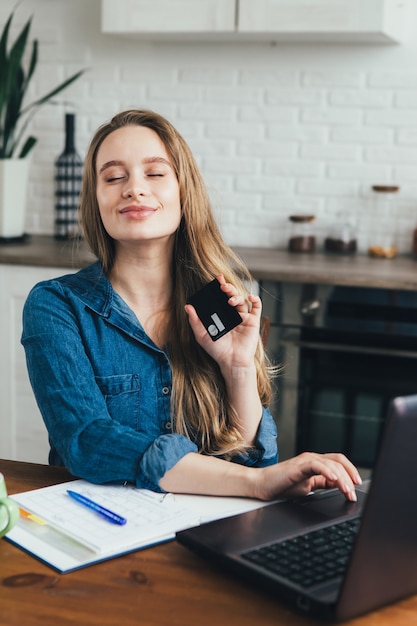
[0,235,96,269]
[0,235,417,290]
[233,245,417,291]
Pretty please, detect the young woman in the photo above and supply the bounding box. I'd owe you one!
[22,110,361,502]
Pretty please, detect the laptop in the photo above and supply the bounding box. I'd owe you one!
[177,395,417,622]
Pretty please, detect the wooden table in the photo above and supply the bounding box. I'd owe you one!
[1,460,417,626]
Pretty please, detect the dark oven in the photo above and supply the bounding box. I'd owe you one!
[259,280,417,470]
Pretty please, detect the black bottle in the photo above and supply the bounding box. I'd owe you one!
[54,113,83,239]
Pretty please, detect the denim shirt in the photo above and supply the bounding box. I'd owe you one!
[21,262,278,491]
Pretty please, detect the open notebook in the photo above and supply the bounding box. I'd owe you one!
[5,479,270,573]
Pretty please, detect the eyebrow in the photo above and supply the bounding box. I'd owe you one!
[98,156,172,175]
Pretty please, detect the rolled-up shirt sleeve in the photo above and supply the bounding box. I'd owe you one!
[139,434,198,491]
[229,406,278,468]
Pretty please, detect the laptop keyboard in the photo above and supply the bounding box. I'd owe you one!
[241,518,361,589]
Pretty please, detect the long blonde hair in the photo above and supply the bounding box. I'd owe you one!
[79,109,274,458]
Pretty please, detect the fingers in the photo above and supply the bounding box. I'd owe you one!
[259,452,363,502]
[248,293,262,315]
[216,275,261,318]
[217,275,247,311]
[300,453,362,502]
[184,303,207,341]
[324,452,363,486]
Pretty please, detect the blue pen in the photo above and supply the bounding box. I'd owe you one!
[67,490,127,525]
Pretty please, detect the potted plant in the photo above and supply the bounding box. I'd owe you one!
[0,8,84,241]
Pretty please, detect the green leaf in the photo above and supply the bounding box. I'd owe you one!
[0,8,84,158]
[0,13,15,135]
[22,39,38,96]
[0,12,34,157]
[3,66,25,157]
[19,136,37,159]
[5,16,32,103]
[0,13,13,108]
[20,69,85,115]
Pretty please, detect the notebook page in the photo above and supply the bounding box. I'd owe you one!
[11,479,201,554]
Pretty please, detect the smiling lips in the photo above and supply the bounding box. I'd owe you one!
[119,204,157,218]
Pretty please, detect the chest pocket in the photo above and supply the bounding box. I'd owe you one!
[95,374,140,429]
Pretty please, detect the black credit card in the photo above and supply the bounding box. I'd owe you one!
[187,279,243,341]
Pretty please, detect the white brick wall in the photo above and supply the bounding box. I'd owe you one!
[2,0,417,254]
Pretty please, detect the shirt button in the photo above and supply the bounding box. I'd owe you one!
[162,386,170,395]
[165,421,173,430]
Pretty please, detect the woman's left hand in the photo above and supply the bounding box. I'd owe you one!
[185,275,262,369]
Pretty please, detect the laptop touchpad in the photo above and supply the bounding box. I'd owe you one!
[296,488,366,518]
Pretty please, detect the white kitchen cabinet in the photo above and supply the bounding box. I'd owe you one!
[238,0,407,44]
[101,0,408,43]
[101,0,236,34]
[0,265,75,463]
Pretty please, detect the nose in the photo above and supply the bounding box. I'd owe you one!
[121,175,149,199]
[122,186,145,199]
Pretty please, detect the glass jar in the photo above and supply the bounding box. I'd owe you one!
[368,185,399,259]
[324,214,357,255]
[288,215,316,253]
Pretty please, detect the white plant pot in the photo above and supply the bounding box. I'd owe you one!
[0,158,30,241]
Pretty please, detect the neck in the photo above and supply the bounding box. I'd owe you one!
[110,237,174,294]
[108,241,175,347]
